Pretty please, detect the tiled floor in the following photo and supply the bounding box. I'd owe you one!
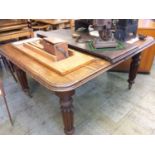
[0,61,155,135]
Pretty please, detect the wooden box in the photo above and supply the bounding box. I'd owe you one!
[40,38,69,61]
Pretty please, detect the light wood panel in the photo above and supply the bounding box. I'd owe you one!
[14,42,95,75]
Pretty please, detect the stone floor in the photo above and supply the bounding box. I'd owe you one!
[0,60,155,135]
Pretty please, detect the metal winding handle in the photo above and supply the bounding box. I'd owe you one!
[55,46,69,58]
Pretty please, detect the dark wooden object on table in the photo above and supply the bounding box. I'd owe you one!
[40,38,69,61]
[36,29,139,63]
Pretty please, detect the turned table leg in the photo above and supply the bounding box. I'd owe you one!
[128,53,141,89]
[14,65,31,97]
[55,90,75,135]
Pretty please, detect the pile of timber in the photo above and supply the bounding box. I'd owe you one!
[31,19,72,30]
[0,20,33,43]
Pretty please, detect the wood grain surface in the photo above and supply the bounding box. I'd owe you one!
[14,42,95,75]
[0,35,154,92]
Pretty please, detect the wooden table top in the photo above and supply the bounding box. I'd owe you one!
[0,36,154,92]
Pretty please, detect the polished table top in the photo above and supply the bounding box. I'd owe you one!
[0,34,154,92]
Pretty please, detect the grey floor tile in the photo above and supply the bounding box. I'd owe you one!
[0,60,155,134]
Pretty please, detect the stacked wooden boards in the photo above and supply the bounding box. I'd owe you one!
[0,20,33,42]
[12,39,95,75]
[0,20,28,32]
[30,19,71,31]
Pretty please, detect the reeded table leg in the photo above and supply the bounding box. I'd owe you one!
[55,90,75,135]
[128,53,141,89]
[14,65,31,97]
